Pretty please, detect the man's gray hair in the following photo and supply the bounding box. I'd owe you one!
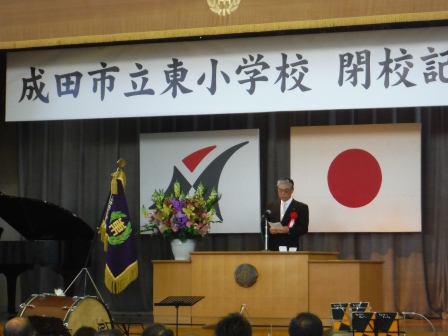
[277,178,294,189]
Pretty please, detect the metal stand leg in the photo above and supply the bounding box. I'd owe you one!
[175,305,179,336]
[64,268,105,304]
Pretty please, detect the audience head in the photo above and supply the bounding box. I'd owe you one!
[289,312,323,336]
[215,312,252,336]
[141,323,173,336]
[4,317,36,336]
[160,330,174,336]
[73,327,97,336]
[95,329,124,336]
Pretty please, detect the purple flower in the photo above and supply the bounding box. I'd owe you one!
[177,213,188,228]
[172,198,185,212]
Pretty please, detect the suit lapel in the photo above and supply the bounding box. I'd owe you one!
[282,200,298,225]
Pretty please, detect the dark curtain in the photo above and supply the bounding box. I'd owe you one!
[10,107,447,319]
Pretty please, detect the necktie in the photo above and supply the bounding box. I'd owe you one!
[281,202,287,221]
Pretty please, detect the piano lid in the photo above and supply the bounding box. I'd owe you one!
[0,192,94,240]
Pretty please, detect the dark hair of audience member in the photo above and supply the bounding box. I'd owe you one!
[73,326,97,336]
[141,323,173,336]
[4,317,36,336]
[95,328,125,336]
[215,312,252,336]
[289,312,323,336]
[159,330,173,336]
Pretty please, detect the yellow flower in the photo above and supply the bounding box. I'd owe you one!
[154,212,165,221]
[174,181,181,198]
[183,204,195,219]
[161,204,171,216]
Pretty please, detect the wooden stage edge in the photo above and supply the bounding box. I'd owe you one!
[142,325,446,336]
[1,317,448,336]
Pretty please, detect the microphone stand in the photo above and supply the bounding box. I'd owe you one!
[260,214,270,251]
[264,216,269,250]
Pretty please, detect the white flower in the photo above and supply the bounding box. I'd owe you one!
[54,288,65,296]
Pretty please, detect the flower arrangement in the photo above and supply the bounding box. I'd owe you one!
[140,181,221,242]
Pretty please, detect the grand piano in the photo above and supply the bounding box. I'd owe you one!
[0,191,94,316]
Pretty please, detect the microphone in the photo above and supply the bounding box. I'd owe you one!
[262,210,271,218]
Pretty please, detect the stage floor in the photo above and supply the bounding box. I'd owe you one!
[1,312,447,336]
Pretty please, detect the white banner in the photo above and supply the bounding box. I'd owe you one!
[139,129,261,234]
[290,123,421,233]
[6,27,448,121]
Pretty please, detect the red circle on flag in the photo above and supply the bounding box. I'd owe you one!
[327,149,382,208]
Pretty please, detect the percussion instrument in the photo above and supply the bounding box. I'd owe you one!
[20,294,112,335]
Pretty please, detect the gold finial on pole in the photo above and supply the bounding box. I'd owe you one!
[117,158,126,168]
[111,158,126,194]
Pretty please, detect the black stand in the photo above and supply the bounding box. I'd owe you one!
[154,296,204,336]
[112,321,145,336]
[27,316,71,336]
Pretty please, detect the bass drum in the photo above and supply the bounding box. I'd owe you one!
[20,294,112,335]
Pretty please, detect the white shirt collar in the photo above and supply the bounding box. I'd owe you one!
[282,197,293,207]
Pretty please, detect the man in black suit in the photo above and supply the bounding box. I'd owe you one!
[266,177,309,251]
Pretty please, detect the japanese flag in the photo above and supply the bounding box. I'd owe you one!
[290,123,421,232]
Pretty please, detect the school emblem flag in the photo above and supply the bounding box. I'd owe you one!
[99,159,138,293]
[207,0,241,16]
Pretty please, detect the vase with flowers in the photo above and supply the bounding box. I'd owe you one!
[140,181,221,260]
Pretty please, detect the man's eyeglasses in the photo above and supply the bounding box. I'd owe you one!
[278,187,292,194]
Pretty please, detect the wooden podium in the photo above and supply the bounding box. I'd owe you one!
[152,251,383,327]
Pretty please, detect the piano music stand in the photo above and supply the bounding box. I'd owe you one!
[154,296,204,336]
